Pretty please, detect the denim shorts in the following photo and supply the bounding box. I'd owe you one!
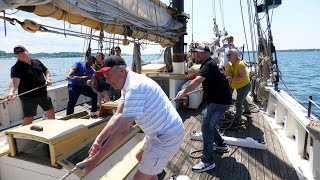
[20,95,53,117]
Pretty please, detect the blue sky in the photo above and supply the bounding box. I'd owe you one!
[0,0,319,54]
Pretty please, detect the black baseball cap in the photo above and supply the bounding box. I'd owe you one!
[86,56,96,62]
[94,56,126,78]
[13,45,27,54]
[193,46,210,53]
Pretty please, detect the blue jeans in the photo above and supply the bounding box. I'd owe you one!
[67,84,98,115]
[235,82,251,122]
[201,103,230,163]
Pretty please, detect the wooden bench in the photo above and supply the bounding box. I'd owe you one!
[99,101,119,117]
[99,135,144,180]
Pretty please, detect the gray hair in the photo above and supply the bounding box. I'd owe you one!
[227,48,240,58]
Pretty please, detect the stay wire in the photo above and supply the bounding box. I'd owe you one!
[191,0,194,43]
[218,0,225,29]
[212,0,216,20]
[239,0,251,63]
[247,0,257,63]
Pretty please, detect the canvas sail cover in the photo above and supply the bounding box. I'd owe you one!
[0,0,185,47]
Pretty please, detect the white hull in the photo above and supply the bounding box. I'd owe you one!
[0,83,91,131]
[264,86,319,179]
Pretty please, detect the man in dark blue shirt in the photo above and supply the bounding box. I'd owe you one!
[66,56,98,116]
[7,45,55,125]
[176,46,232,173]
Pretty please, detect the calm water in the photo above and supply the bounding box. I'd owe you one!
[1,51,320,116]
[243,50,320,116]
[0,54,162,95]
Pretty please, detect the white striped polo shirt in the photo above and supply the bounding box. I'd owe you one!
[120,70,184,140]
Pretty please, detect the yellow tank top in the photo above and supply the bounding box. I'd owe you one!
[225,60,250,89]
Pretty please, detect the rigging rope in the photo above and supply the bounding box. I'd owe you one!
[191,0,194,44]
[239,0,251,63]
[246,0,256,64]
[3,11,6,36]
[3,9,19,15]
[212,0,216,20]
[218,0,225,30]
[0,79,66,104]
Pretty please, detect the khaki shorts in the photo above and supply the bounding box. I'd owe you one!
[139,131,184,175]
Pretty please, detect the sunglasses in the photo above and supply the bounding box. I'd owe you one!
[14,49,25,55]
[227,54,231,57]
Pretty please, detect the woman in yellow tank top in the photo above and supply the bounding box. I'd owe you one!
[225,49,251,125]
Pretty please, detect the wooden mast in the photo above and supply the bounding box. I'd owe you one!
[172,0,187,74]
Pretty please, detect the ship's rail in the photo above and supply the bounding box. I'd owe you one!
[265,86,320,179]
[307,96,320,118]
[0,83,91,131]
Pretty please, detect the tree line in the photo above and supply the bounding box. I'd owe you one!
[0,50,84,58]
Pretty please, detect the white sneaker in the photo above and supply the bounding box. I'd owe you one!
[90,111,99,116]
[192,161,215,173]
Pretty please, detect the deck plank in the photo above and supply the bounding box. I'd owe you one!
[251,113,264,180]
[257,112,273,180]
[161,105,299,180]
[0,100,300,180]
[262,112,282,180]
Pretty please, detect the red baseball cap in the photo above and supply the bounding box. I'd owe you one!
[95,56,126,78]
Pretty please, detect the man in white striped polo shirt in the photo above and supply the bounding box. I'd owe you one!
[77,56,184,180]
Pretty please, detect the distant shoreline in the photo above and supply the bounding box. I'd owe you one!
[0,49,319,59]
[0,51,132,59]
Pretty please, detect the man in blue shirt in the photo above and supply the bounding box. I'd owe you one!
[66,56,98,116]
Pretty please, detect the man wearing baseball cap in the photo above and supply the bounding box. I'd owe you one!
[176,46,232,172]
[7,45,55,125]
[77,56,184,180]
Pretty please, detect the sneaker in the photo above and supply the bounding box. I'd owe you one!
[213,143,229,153]
[192,161,215,173]
[90,111,99,117]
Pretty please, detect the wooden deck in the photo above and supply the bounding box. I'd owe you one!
[159,105,299,180]
[0,101,300,180]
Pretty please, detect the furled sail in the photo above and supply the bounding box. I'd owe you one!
[0,0,187,47]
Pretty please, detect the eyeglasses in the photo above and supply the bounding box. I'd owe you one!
[14,49,25,55]
[227,54,231,57]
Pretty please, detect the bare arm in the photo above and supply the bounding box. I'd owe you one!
[44,70,52,86]
[66,66,92,81]
[216,44,227,52]
[66,66,77,80]
[77,103,134,175]
[224,69,230,77]
[176,76,205,99]
[93,103,125,147]
[7,78,20,101]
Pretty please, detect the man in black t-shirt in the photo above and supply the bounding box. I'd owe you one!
[7,45,55,125]
[176,46,232,173]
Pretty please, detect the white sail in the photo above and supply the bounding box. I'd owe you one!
[0,0,187,47]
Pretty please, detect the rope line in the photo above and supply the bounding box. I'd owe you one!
[0,79,66,104]
[239,0,251,63]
